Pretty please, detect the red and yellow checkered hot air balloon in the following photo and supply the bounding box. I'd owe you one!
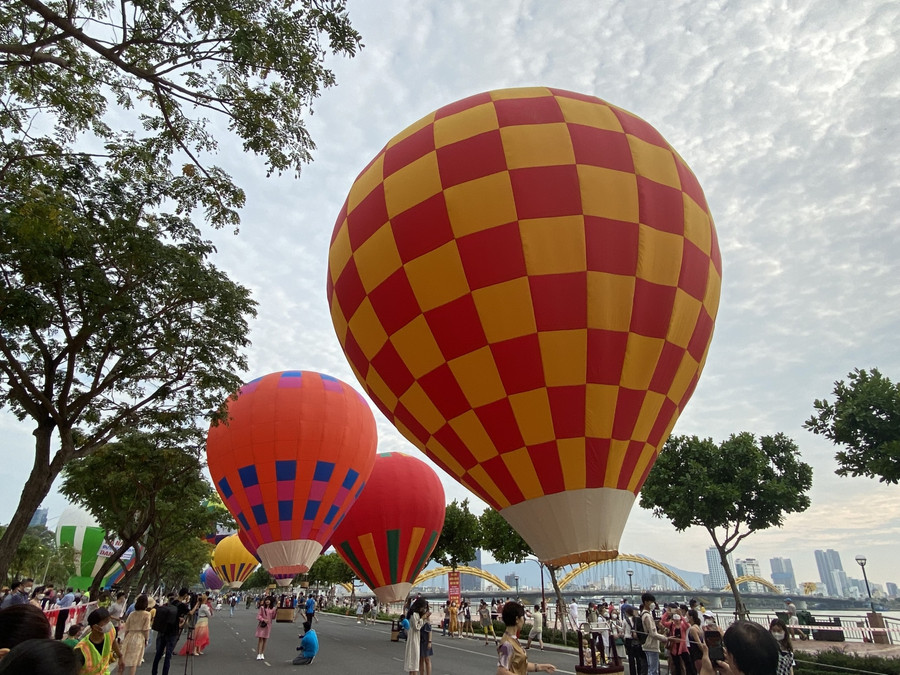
[332,452,445,603]
[212,534,258,588]
[207,371,377,576]
[327,87,722,567]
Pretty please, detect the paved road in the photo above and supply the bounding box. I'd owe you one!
[150,607,585,674]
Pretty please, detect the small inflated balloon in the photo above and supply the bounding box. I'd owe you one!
[207,371,377,576]
[332,452,445,603]
[212,534,258,588]
[327,87,721,566]
[56,506,137,589]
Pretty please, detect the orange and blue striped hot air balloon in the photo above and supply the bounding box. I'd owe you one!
[207,371,377,576]
[327,87,721,567]
[212,534,258,588]
[332,452,445,604]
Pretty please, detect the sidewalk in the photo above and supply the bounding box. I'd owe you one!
[794,640,900,659]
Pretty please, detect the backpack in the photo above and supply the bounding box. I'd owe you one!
[632,611,650,644]
[151,604,179,634]
[363,601,371,613]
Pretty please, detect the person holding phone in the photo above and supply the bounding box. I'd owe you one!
[697,621,779,675]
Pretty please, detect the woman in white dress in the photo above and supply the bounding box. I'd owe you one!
[404,598,428,675]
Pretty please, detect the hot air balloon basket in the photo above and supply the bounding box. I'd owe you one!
[276,608,295,623]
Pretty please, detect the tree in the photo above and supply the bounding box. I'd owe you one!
[145,536,211,593]
[307,551,354,599]
[0,152,256,581]
[639,432,813,618]
[243,567,273,591]
[59,429,216,597]
[805,368,900,484]
[0,524,74,586]
[1,0,362,223]
[479,508,532,565]
[430,499,481,569]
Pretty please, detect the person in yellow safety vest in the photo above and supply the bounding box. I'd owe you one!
[75,607,124,675]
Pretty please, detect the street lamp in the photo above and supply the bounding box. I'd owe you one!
[855,555,876,614]
[626,569,634,603]
[525,557,546,611]
[514,575,520,600]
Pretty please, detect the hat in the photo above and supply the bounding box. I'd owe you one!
[702,610,714,619]
[784,598,792,603]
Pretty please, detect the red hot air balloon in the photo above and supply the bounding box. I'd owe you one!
[332,452,445,604]
[207,371,377,576]
[327,87,721,567]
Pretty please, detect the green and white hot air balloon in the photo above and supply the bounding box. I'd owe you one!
[55,505,138,590]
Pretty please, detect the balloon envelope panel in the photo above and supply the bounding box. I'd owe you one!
[327,87,721,566]
[207,371,377,571]
[332,452,445,602]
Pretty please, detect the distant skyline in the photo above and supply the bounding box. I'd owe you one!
[2,1,899,588]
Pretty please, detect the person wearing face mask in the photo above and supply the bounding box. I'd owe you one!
[0,581,31,609]
[769,619,794,675]
[74,608,123,675]
[28,585,47,608]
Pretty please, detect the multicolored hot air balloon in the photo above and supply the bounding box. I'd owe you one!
[56,505,138,590]
[327,87,721,566]
[332,452,445,603]
[201,567,224,591]
[212,534,258,588]
[207,371,377,577]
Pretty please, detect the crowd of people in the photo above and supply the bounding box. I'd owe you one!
[0,580,330,675]
[0,578,802,675]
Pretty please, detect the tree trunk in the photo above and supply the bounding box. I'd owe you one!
[0,424,67,582]
[547,564,568,645]
[713,540,747,620]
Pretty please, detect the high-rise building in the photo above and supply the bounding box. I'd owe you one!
[887,582,898,598]
[735,558,764,593]
[461,550,482,592]
[770,557,797,592]
[706,547,734,590]
[29,507,48,528]
[815,549,846,597]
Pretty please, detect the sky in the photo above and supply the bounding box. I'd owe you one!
[2,0,899,591]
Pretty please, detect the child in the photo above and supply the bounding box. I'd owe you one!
[62,624,83,647]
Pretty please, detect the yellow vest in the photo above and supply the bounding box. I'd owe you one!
[76,630,114,675]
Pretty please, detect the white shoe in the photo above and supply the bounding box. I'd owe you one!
[256,654,263,660]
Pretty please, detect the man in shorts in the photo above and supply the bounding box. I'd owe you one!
[525,603,544,650]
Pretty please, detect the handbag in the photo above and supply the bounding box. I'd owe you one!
[258,620,268,628]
